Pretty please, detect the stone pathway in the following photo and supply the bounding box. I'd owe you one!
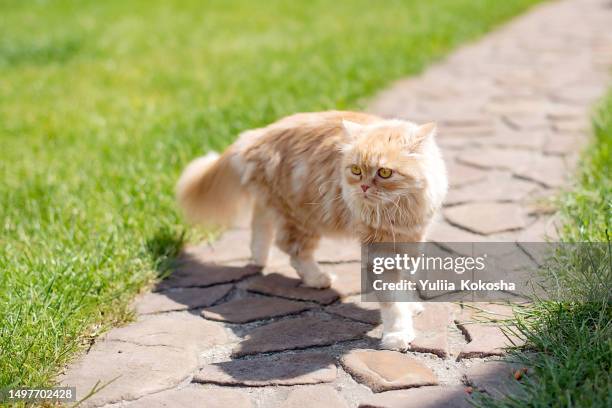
[60,0,612,406]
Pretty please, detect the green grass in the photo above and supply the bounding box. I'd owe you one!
[478,95,612,407]
[0,0,543,387]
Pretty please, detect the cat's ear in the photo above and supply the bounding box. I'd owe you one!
[342,120,363,138]
[414,122,437,146]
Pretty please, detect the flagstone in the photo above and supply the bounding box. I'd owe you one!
[281,385,349,408]
[127,385,253,408]
[232,316,371,357]
[341,349,437,392]
[201,296,311,323]
[157,262,260,291]
[444,203,529,235]
[136,284,232,314]
[358,386,472,408]
[194,352,337,386]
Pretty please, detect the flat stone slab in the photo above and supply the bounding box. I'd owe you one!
[512,156,567,188]
[194,352,337,386]
[316,238,362,262]
[136,284,232,314]
[517,215,560,242]
[341,349,437,392]
[186,229,253,263]
[157,261,260,290]
[444,202,529,235]
[246,273,339,305]
[445,175,540,205]
[281,385,349,408]
[250,261,363,301]
[201,296,311,323]
[411,303,454,357]
[464,360,524,399]
[427,221,486,243]
[326,297,380,325]
[446,161,487,188]
[127,384,253,408]
[455,305,524,359]
[359,385,472,408]
[105,312,228,350]
[457,148,536,172]
[60,341,198,407]
[232,316,371,357]
[456,149,567,188]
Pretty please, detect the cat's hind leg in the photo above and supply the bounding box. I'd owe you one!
[275,222,332,289]
[250,200,275,267]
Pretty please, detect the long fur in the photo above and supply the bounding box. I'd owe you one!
[176,150,249,227]
[177,110,448,350]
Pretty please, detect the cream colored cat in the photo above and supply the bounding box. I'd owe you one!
[177,110,447,350]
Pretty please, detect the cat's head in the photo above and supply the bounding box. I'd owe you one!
[340,119,436,207]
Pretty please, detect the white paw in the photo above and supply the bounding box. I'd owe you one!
[301,272,334,289]
[381,330,416,351]
[249,258,266,268]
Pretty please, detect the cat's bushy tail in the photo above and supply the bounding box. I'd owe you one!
[176,150,249,227]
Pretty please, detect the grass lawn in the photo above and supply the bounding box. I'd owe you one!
[479,95,612,407]
[0,0,543,387]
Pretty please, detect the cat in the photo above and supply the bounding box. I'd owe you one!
[176,110,448,350]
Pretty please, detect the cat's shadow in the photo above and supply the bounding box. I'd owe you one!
[152,248,383,383]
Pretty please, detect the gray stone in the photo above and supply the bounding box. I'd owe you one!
[341,349,437,392]
[543,133,581,155]
[327,297,380,325]
[232,316,371,357]
[502,114,549,130]
[464,361,524,398]
[246,273,339,305]
[445,175,539,205]
[411,303,454,357]
[444,203,529,235]
[281,385,349,408]
[446,161,487,188]
[136,284,232,314]
[359,386,472,408]
[517,215,560,242]
[194,352,337,386]
[457,149,536,172]
[513,156,567,188]
[455,305,524,359]
[202,296,311,323]
[490,130,547,150]
[60,341,198,407]
[266,238,361,265]
[105,312,228,350]
[186,229,252,263]
[157,261,260,290]
[126,385,253,408]
[426,221,486,243]
[317,238,362,262]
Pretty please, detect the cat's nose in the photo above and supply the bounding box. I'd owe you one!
[361,184,370,192]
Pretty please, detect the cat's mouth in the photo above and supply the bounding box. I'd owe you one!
[360,192,381,204]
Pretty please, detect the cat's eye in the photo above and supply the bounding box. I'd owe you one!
[350,165,362,176]
[377,168,392,178]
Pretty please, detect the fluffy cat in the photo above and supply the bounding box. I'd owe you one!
[177,111,447,350]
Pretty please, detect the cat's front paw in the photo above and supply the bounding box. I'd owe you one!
[301,272,334,289]
[381,330,416,352]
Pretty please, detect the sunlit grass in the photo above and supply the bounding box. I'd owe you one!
[0,0,542,386]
